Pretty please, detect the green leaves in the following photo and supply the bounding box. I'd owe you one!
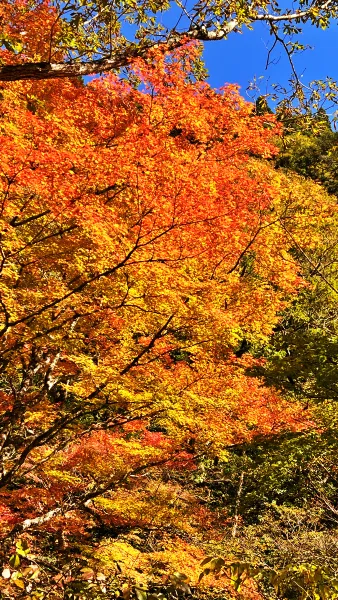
[199,555,338,599]
[9,554,20,569]
[0,35,23,54]
[8,540,30,568]
[2,540,45,598]
[269,563,338,599]
[199,557,227,582]
[199,557,260,592]
[135,584,148,600]
[16,539,30,558]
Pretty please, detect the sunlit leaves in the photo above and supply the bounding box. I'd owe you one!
[0,34,335,600]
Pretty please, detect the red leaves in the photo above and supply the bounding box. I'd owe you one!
[0,40,322,596]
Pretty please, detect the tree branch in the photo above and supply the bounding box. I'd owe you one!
[0,2,332,83]
[0,23,234,82]
[120,313,175,375]
[8,452,186,538]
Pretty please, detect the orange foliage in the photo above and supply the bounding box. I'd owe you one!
[0,43,311,507]
[0,16,334,597]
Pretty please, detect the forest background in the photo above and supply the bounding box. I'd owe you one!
[0,1,338,599]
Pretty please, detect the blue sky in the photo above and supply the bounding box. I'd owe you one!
[203,21,338,108]
[108,7,338,113]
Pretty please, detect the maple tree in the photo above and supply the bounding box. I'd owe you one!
[0,4,338,597]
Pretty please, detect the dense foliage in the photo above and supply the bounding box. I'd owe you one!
[1,3,338,600]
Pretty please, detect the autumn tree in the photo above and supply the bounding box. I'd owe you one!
[0,36,331,597]
[1,1,338,595]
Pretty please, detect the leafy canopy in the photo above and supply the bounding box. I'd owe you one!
[0,8,338,599]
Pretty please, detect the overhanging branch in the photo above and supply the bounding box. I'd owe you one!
[0,8,323,83]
